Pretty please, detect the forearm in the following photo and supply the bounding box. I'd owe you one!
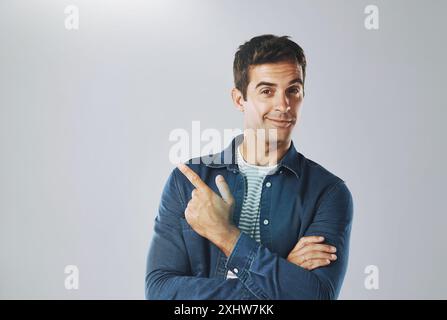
[146,217,253,300]
[224,232,334,300]
[146,270,254,300]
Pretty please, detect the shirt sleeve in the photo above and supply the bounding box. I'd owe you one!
[225,180,354,299]
[145,168,255,300]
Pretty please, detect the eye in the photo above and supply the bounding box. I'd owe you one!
[261,89,271,95]
[288,87,301,94]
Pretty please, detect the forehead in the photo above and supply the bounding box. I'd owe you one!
[248,61,303,87]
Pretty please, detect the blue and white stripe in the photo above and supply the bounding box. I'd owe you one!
[236,146,278,243]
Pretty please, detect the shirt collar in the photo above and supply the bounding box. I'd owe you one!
[203,133,302,179]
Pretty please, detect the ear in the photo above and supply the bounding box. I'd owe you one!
[231,88,245,112]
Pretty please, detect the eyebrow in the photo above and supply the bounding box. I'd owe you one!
[255,78,303,89]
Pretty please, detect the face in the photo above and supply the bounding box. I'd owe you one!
[232,61,304,146]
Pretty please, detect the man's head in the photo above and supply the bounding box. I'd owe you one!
[232,35,306,146]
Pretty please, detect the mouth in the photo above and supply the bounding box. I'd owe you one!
[265,117,294,128]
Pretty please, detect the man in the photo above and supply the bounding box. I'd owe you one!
[146,35,353,300]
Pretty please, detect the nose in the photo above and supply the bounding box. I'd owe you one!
[274,92,290,113]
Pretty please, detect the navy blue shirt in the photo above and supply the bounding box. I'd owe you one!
[146,134,353,299]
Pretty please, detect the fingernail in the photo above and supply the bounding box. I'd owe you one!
[332,247,337,252]
[319,237,324,241]
[331,254,337,260]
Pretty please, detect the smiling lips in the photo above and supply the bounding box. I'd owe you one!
[265,117,294,128]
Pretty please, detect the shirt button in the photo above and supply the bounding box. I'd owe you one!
[233,268,239,274]
[263,219,269,225]
[233,170,237,174]
[279,170,283,174]
[265,181,272,188]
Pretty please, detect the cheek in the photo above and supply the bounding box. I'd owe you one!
[247,100,271,120]
[290,97,303,113]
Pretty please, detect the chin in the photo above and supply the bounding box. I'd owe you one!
[266,130,292,146]
[244,124,293,142]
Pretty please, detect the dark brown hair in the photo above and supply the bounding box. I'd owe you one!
[233,34,307,100]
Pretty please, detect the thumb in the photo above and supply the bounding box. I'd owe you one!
[215,175,234,205]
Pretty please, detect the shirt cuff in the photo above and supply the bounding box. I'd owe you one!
[225,232,260,280]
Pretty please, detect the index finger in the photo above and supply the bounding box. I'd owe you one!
[293,236,325,251]
[177,163,210,192]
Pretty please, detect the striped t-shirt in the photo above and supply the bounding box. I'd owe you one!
[236,145,278,243]
[226,145,279,279]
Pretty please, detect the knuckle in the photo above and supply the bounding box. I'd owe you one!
[305,243,315,250]
[302,251,310,259]
[316,260,325,268]
[308,251,319,258]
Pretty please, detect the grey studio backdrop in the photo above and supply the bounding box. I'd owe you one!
[0,0,446,299]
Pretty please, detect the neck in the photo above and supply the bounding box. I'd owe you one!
[240,133,291,166]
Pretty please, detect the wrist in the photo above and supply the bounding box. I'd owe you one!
[212,225,241,257]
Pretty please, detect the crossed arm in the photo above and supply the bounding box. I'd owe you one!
[145,165,353,300]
